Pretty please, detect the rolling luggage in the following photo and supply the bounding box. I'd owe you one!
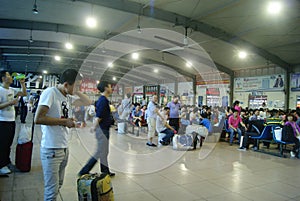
[15,119,34,172]
[77,173,114,201]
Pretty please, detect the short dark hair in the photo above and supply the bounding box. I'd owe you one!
[97,80,110,93]
[126,93,131,98]
[164,107,170,111]
[0,71,8,83]
[59,69,82,85]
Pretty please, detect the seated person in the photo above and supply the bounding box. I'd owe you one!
[189,107,199,125]
[238,119,265,151]
[132,103,143,127]
[284,113,300,158]
[228,109,247,145]
[199,113,212,133]
[156,107,177,145]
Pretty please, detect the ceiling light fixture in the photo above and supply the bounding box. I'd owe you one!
[154,69,158,73]
[65,42,73,50]
[43,70,48,74]
[112,76,116,81]
[238,51,247,59]
[32,0,38,14]
[86,17,97,28]
[186,61,192,68]
[267,1,282,14]
[108,62,113,68]
[86,4,97,28]
[131,52,139,60]
[54,55,61,61]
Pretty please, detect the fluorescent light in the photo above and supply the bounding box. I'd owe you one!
[96,80,100,84]
[43,70,48,74]
[112,76,116,81]
[131,52,139,60]
[39,75,43,78]
[238,51,247,59]
[108,62,113,68]
[54,55,61,61]
[267,2,282,14]
[154,69,158,73]
[186,61,192,68]
[86,17,97,28]
[65,42,73,50]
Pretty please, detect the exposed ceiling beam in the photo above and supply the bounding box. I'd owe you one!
[77,0,291,71]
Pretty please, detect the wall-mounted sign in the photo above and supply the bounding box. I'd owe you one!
[291,73,300,91]
[234,75,284,91]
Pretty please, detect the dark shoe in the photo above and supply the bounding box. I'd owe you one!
[229,143,233,146]
[7,164,20,172]
[146,142,157,147]
[159,140,168,146]
[109,172,115,177]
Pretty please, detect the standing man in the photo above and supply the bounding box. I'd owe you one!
[79,81,115,177]
[35,69,91,201]
[0,71,27,174]
[167,95,181,131]
[146,95,159,147]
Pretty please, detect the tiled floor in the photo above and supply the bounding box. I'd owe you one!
[1,113,300,201]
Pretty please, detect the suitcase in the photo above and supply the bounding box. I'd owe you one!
[77,173,114,201]
[15,117,34,172]
[15,141,33,172]
[117,122,126,134]
[172,134,194,150]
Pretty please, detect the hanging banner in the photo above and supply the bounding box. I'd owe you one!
[234,75,284,91]
[291,73,300,91]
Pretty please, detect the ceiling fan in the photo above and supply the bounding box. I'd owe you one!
[154,27,199,52]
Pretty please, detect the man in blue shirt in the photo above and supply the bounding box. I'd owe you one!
[132,103,143,127]
[78,81,115,177]
[167,95,181,131]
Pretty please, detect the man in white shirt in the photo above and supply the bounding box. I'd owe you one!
[35,69,91,201]
[156,107,177,145]
[146,95,159,147]
[0,71,27,174]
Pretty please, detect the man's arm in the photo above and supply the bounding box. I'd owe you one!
[0,98,19,110]
[34,105,75,128]
[73,91,93,106]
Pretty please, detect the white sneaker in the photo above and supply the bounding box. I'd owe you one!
[290,151,296,158]
[0,166,12,174]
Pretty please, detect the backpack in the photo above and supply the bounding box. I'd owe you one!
[77,173,114,201]
[282,124,295,143]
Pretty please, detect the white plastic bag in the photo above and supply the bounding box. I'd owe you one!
[274,127,282,141]
[18,124,31,144]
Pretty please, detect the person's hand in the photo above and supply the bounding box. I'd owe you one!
[90,126,96,133]
[10,98,19,106]
[65,118,76,128]
[173,130,177,134]
[18,78,25,84]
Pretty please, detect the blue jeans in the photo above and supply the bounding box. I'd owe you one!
[40,148,69,201]
[161,128,175,143]
[93,128,110,173]
[229,127,242,144]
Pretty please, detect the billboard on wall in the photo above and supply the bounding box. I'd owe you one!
[234,75,284,91]
[291,73,300,91]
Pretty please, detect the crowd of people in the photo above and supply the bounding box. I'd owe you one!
[1,68,300,200]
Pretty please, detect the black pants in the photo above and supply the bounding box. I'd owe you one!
[242,132,259,148]
[0,121,16,168]
[292,136,300,154]
[20,106,28,123]
[169,118,180,132]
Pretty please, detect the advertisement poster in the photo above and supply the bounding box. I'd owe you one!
[291,73,300,91]
[234,75,284,91]
[297,96,300,108]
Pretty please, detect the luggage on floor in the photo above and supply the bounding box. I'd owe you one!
[117,122,126,134]
[173,134,194,150]
[186,125,208,138]
[15,141,33,172]
[77,173,114,201]
[15,121,35,172]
